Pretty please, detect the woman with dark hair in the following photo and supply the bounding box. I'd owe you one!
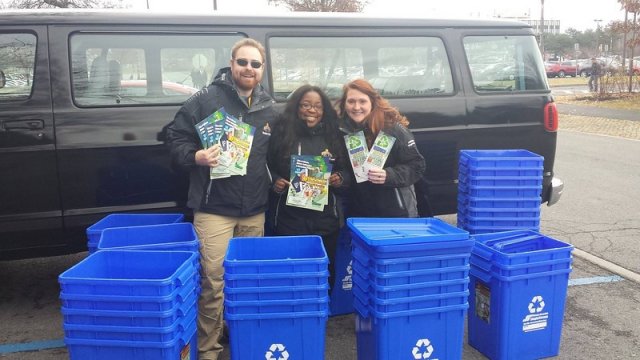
[267,85,350,289]
[337,78,426,218]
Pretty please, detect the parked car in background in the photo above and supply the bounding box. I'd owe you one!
[545,61,578,78]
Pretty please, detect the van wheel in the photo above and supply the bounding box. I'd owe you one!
[558,71,565,78]
[580,70,588,77]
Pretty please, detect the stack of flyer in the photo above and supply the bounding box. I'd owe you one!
[344,130,396,183]
[286,155,332,212]
[195,108,256,179]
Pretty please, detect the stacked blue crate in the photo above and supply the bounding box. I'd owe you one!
[59,250,199,360]
[347,217,472,360]
[458,150,544,234]
[86,213,185,253]
[468,230,574,360]
[223,236,329,360]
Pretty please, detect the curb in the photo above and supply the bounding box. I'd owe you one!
[573,248,640,284]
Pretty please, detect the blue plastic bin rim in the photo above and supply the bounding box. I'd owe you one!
[224,310,329,321]
[225,296,330,306]
[353,282,469,305]
[470,254,573,271]
[223,270,329,281]
[358,302,469,320]
[471,230,574,257]
[353,273,469,292]
[97,223,198,251]
[223,283,328,294]
[225,235,328,262]
[58,250,197,285]
[459,149,543,159]
[470,266,572,283]
[352,258,469,279]
[347,217,469,246]
[63,321,195,348]
[63,315,193,333]
[60,293,197,317]
[86,213,185,233]
[353,245,470,265]
[59,279,197,303]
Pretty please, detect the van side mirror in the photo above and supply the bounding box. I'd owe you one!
[0,70,5,89]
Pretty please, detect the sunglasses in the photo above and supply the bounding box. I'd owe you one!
[234,58,263,69]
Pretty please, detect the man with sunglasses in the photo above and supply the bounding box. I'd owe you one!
[165,38,277,360]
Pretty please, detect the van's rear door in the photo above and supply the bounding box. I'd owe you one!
[0,27,63,257]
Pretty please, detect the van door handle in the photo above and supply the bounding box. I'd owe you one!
[2,119,45,130]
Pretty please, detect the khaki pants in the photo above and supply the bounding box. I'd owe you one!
[193,211,265,360]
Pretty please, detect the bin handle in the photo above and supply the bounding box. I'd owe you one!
[470,267,492,283]
[483,234,541,248]
[176,265,196,286]
[177,283,195,301]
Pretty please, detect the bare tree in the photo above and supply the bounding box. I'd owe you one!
[268,0,368,12]
[3,0,127,8]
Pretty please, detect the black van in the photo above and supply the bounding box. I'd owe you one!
[0,10,562,259]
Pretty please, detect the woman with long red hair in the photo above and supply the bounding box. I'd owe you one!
[337,79,426,218]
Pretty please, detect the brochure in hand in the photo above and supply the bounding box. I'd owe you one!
[344,131,369,183]
[286,155,333,212]
[364,130,396,173]
[218,114,256,176]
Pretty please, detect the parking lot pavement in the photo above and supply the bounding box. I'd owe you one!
[2,240,639,359]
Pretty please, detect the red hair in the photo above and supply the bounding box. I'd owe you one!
[337,79,409,137]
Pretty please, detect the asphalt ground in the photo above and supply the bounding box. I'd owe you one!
[1,104,639,359]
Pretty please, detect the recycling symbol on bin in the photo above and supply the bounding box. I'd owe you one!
[528,295,546,313]
[412,338,434,359]
[346,260,353,275]
[265,343,289,360]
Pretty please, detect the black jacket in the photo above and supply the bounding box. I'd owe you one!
[165,67,278,217]
[341,120,426,218]
[267,120,350,236]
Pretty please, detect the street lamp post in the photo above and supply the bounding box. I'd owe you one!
[594,19,603,57]
[540,0,545,59]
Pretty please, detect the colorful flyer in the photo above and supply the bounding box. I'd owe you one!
[344,131,369,183]
[193,108,231,179]
[286,155,332,212]
[364,131,396,173]
[217,114,255,176]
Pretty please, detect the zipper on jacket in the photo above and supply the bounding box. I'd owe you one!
[273,193,283,228]
[205,179,213,204]
[331,192,338,218]
[394,188,406,210]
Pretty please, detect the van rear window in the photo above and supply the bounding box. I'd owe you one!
[463,35,547,92]
[269,36,454,100]
[0,33,36,101]
[69,33,244,107]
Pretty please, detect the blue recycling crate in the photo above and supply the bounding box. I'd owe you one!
[458,183,542,198]
[65,319,196,360]
[61,292,197,327]
[86,213,184,253]
[226,311,328,360]
[97,223,198,253]
[355,304,467,360]
[459,149,544,168]
[330,227,354,316]
[468,267,571,360]
[224,235,328,274]
[59,250,197,297]
[457,205,541,219]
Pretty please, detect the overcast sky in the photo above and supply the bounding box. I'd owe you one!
[124,0,629,32]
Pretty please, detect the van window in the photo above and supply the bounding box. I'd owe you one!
[0,33,36,100]
[70,33,244,106]
[269,36,454,100]
[463,35,547,92]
